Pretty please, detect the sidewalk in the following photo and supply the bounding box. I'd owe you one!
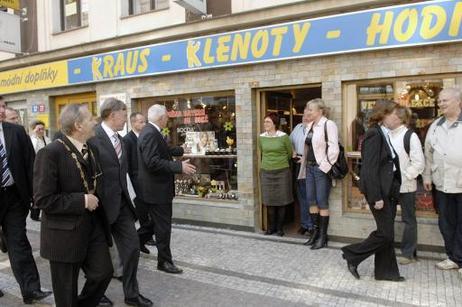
[0,221,460,306]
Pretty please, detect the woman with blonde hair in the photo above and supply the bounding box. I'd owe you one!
[298,98,339,249]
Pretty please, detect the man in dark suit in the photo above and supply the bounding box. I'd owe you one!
[138,104,196,274]
[123,112,154,254]
[34,104,113,307]
[88,98,152,307]
[0,97,51,303]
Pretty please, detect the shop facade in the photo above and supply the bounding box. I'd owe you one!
[2,0,462,247]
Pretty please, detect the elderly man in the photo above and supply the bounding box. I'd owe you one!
[89,98,152,307]
[423,87,462,278]
[137,104,195,274]
[5,107,21,124]
[34,104,113,307]
[0,97,51,303]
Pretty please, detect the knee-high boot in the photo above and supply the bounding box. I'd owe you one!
[304,213,319,245]
[311,216,329,250]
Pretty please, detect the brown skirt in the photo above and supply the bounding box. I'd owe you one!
[260,167,293,206]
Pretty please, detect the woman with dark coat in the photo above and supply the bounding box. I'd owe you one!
[341,101,405,282]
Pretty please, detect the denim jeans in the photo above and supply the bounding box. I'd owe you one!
[435,191,462,266]
[296,178,313,229]
[306,165,332,209]
[399,192,417,258]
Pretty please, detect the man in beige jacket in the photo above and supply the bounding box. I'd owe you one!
[423,87,462,278]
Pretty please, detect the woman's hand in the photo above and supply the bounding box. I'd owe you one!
[374,200,384,210]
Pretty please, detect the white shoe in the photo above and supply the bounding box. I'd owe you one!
[398,256,416,265]
[436,259,459,270]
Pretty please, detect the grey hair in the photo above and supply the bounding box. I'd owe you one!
[147,104,167,122]
[307,98,330,118]
[60,104,87,135]
[442,87,462,102]
[100,97,126,120]
[5,106,19,115]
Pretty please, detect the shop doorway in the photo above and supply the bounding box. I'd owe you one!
[257,85,322,235]
[54,92,97,130]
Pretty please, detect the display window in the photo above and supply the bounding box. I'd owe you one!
[344,77,456,217]
[138,92,238,201]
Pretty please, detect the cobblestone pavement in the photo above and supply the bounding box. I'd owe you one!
[0,219,461,306]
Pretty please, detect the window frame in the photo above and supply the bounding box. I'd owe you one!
[59,0,83,32]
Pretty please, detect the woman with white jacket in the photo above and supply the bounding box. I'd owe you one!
[389,105,425,264]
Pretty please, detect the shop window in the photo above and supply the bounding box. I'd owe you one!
[139,93,238,201]
[59,0,88,31]
[126,0,169,15]
[345,78,455,217]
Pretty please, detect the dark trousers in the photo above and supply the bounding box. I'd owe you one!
[135,197,154,234]
[341,197,400,280]
[435,191,462,266]
[49,220,113,307]
[399,192,417,258]
[139,202,173,265]
[0,186,41,297]
[111,203,141,299]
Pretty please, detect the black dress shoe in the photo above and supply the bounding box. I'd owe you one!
[0,289,3,297]
[23,290,52,304]
[140,244,150,254]
[264,229,276,235]
[98,295,113,306]
[157,262,183,274]
[342,254,360,280]
[125,294,153,307]
[145,238,156,246]
[276,230,285,237]
[112,275,123,282]
[297,227,307,235]
[376,276,405,282]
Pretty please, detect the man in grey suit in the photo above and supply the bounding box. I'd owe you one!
[88,98,152,307]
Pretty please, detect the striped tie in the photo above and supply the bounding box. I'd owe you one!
[113,134,122,159]
[0,138,13,187]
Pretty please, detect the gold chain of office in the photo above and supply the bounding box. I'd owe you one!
[57,139,97,194]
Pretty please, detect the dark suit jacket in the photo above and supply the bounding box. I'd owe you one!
[33,136,111,263]
[88,124,135,224]
[1,122,35,205]
[359,124,401,204]
[123,130,140,194]
[138,123,183,204]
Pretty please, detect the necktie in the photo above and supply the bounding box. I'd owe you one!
[0,138,13,187]
[81,144,88,160]
[113,134,122,159]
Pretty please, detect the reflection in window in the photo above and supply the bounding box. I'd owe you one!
[60,0,88,31]
[128,0,169,15]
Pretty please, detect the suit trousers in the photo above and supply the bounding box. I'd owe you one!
[0,185,41,298]
[138,202,173,265]
[341,196,400,280]
[111,202,141,299]
[135,197,153,230]
[49,218,113,307]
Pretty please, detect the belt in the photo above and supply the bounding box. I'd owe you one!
[307,161,318,166]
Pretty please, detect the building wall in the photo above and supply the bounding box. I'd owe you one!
[6,40,462,246]
[232,0,302,13]
[36,0,186,52]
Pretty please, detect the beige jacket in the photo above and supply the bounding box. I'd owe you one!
[389,125,425,193]
[423,114,462,193]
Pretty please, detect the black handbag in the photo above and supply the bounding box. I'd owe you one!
[324,121,349,180]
